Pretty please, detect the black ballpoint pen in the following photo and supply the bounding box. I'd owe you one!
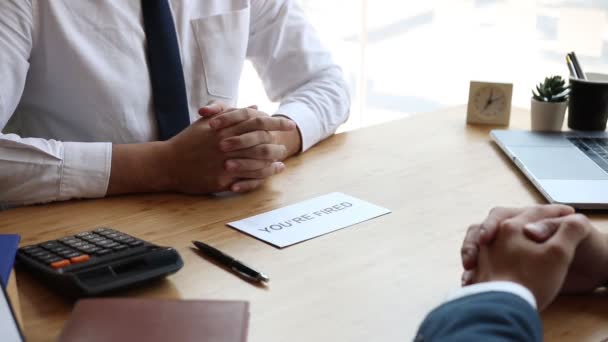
[192,241,270,283]
[566,55,578,78]
[569,51,587,80]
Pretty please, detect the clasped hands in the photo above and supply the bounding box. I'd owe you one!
[460,205,608,310]
[162,101,300,194]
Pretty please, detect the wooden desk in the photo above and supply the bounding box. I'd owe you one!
[6,269,23,328]
[1,106,607,341]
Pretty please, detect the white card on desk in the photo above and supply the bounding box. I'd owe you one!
[227,192,391,248]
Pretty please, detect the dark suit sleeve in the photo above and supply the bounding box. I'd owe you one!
[414,291,542,342]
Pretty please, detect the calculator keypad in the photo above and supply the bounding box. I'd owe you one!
[19,228,146,270]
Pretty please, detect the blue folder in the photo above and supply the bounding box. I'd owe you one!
[0,234,20,289]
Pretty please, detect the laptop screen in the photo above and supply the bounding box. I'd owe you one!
[0,285,24,342]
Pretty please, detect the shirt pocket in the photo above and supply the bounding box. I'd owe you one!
[191,8,250,99]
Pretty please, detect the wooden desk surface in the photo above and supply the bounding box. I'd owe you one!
[1,106,608,341]
[6,269,23,328]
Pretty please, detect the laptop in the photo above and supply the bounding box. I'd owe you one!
[491,129,608,209]
[0,284,24,342]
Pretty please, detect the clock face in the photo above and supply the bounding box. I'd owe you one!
[466,81,513,126]
[473,86,507,118]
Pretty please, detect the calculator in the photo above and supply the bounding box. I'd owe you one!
[17,227,183,297]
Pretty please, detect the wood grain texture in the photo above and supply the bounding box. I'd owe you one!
[7,269,23,327]
[1,106,607,341]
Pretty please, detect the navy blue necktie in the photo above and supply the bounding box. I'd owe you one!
[141,0,190,140]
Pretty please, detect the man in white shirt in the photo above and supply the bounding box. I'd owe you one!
[0,0,350,206]
[415,205,608,341]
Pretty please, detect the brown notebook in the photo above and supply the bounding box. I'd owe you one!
[58,299,249,342]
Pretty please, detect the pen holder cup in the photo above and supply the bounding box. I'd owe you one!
[568,73,608,131]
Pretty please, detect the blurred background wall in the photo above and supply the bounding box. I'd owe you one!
[238,0,608,131]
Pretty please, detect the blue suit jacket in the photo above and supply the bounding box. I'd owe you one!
[415,291,542,341]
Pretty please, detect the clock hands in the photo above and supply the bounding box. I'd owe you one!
[483,89,504,111]
[483,89,494,111]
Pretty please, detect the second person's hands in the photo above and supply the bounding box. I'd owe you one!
[472,212,590,310]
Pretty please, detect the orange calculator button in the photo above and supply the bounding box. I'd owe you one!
[51,260,71,269]
[70,255,90,264]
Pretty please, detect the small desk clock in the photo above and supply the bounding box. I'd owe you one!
[466,81,513,126]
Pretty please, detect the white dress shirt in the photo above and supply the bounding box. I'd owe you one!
[0,0,350,206]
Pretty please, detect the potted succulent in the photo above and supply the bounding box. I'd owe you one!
[531,76,570,131]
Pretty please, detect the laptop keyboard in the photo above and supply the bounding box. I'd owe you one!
[568,137,608,173]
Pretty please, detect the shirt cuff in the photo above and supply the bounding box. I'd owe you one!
[444,281,537,310]
[274,102,322,152]
[59,142,112,200]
